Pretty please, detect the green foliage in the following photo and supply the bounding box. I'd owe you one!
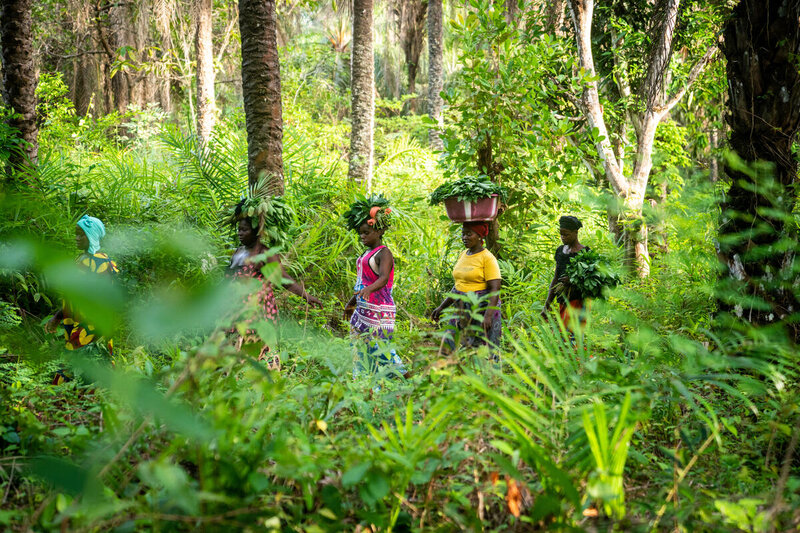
[557,248,621,300]
[429,174,507,205]
[35,72,123,152]
[2,4,799,530]
[341,193,392,231]
[0,300,21,330]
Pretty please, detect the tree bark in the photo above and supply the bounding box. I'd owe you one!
[545,0,565,34]
[718,0,800,339]
[109,1,134,113]
[505,0,518,26]
[399,0,427,97]
[427,0,443,150]
[349,0,375,188]
[0,0,38,171]
[195,0,215,142]
[239,0,284,194]
[154,0,174,114]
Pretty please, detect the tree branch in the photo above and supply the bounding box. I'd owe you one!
[641,0,680,110]
[658,44,719,113]
[215,7,240,66]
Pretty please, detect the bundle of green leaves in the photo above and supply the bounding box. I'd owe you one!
[341,193,392,230]
[558,249,621,300]
[429,175,507,205]
[220,195,295,247]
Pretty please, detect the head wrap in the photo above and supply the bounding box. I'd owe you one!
[77,215,106,254]
[559,215,582,231]
[463,221,490,238]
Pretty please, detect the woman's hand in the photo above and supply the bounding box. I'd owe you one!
[305,294,323,308]
[482,311,494,331]
[540,309,550,321]
[356,286,373,300]
[431,306,443,323]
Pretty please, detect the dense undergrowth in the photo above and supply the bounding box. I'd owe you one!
[1,71,799,532]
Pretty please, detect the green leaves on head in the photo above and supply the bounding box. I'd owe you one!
[341,193,392,231]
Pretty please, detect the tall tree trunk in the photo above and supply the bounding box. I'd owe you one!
[195,0,215,142]
[718,0,800,340]
[399,0,427,98]
[239,0,284,194]
[109,1,134,113]
[546,0,565,34]
[154,0,174,114]
[505,0,518,26]
[349,0,375,188]
[427,0,443,150]
[0,0,38,172]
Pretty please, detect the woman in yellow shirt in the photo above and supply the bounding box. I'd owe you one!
[431,221,502,354]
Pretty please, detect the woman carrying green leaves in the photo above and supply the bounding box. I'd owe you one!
[222,182,321,367]
[342,195,407,378]
[431,221,502,357]
[542,215,589,330]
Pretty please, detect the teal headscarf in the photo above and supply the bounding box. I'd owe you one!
[77,215,106,255]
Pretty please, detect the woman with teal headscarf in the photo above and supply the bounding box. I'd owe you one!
[46,215,119,383]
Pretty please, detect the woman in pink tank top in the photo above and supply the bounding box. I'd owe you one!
[343,197,407,378]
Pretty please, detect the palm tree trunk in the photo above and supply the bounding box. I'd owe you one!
[195,0,215,142]
[0,0,38,172]
[718,0,800,340]
[239,0,284,194]
[348,0,375,188]
[427,0,443,150]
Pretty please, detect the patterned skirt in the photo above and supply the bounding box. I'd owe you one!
[444,288,502,353]
[350,299,405,376]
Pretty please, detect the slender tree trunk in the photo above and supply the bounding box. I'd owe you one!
[427,0,443,150]
[239,0,284,194]
[546,0,565,34]
[195,0,215,141]
[505,0,518,26]
[349,0,375,188]
[0,0,38,172]
[93,1,113,115]
[109,1,134,113]
[718,0,800,339]
[709,129,719,182]
[399,0,427,98]
[154,0,174,114]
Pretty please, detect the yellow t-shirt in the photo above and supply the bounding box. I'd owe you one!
[452,249,501,292]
